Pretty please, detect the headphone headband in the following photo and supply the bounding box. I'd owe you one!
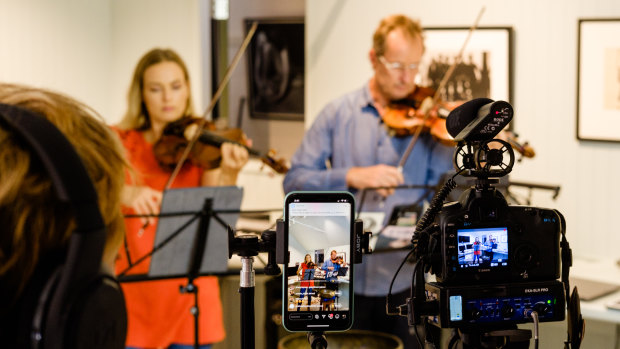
[0,103,104,232]
[0,102,126,349]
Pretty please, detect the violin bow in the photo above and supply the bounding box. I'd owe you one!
[397,6,485,172]
[164,21,258,190]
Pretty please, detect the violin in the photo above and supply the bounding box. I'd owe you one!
[380,85,458,147]
[382,87,537,160]
[153,116,288,174]
[505,132,536,159]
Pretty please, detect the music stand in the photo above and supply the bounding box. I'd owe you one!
[121,186,243,349]
[149,186,243,277]
[356,184,436,253]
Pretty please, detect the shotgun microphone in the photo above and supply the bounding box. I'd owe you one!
[446,98,513,142]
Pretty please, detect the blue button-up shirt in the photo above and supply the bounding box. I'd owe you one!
[283,83,454,296]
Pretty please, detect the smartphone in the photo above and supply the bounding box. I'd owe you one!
[282,191,355,332]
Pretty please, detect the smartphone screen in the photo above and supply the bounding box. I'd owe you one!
[283,191,354,332]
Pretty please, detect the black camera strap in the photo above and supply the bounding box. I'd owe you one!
[554,209,584,349]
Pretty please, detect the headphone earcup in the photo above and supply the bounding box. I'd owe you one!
[13,260,62,348]
[40,231,127,349]
[62,275,127,349]
[29,268,127,349]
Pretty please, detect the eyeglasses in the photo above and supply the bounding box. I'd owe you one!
[379,56,419,72]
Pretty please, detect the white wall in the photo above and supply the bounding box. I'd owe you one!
[0,0,205,124]
[0,0,111,115]
[108,0,206,124]
[306,0,620,261]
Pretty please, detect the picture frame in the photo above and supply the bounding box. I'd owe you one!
[576,18,620,142]
[245,18,304,121]
[418,27,513,103]
[336,251,346,264]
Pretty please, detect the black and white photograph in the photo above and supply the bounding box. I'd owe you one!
[245,18,305,120]
[418,27,513,103]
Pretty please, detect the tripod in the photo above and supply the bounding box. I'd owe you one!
[229,225,326,349]
[228,228,281,349]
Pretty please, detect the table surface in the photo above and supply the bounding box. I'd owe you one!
[570,256,620,323]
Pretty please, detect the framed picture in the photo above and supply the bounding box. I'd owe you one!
[336,252,346,264]
[418,27,513,103]
[245,18,304,120]
[576,19,620,142]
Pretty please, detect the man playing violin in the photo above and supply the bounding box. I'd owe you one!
[283,14,453,347]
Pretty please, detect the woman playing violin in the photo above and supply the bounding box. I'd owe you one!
[113,48,249,349]
[297,254,316,308]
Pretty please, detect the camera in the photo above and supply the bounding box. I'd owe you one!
[396,99,577,346]
[432,184,562,285]
[419,171,568,331]
[412,147,567,329]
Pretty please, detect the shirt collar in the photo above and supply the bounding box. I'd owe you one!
[360,81,380,117]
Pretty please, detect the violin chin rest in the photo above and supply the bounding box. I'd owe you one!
[184,123,199,141]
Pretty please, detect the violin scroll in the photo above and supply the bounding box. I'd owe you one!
[506,134,536,159]
[486,130,536,160]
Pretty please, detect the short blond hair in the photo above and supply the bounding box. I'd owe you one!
[373,14,424,57]
[0,83,127,302]
[117,48,195,130]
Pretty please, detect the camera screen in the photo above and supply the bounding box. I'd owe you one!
[449,295,463,321]
[286,201,352,316]
[457,227,508,269]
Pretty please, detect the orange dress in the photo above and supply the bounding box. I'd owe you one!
[299,263,315,288]
[113,128,225,347]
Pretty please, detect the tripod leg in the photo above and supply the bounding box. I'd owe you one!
[307,331,328,349]
[240,256,255,349]
[240,286,255,349]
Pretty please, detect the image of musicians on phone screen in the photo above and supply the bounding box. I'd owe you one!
[288,248,349,312]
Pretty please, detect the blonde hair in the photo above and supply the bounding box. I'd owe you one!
[373,14,424,57]
[117,48,195,130]
[0,83,127,301]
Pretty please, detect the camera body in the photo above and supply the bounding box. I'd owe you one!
[414,179,567,330]
[398,100,574,340]
[431,182,561,285]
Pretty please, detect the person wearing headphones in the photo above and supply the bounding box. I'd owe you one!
[0,82,128,347]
